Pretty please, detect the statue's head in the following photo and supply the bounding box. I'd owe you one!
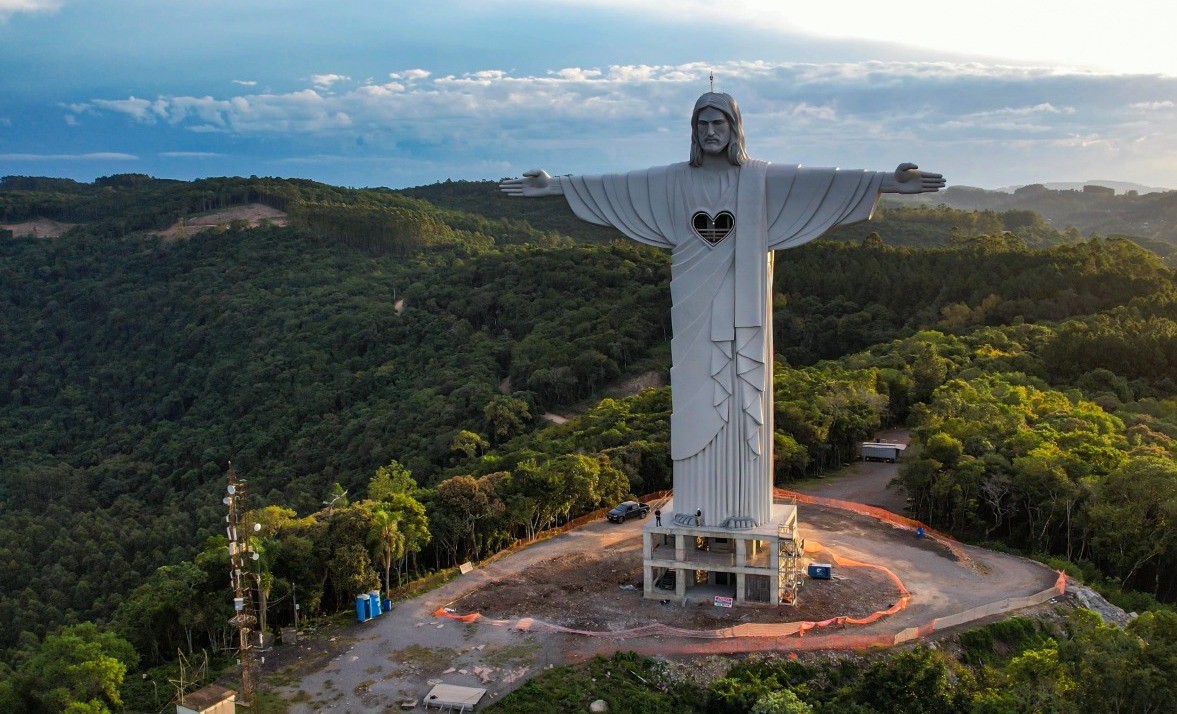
[690,92,748,167]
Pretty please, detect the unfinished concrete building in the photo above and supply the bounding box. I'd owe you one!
[643,501,804,606]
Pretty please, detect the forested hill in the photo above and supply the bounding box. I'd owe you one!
[400,178,1174,252]
[912,183,1177,250]
[3,174,1177,710]
[0,173,566,250]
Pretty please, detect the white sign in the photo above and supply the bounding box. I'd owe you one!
[713,596,733,608]
[459,561,474,575]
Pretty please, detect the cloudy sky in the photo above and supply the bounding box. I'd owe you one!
[1,0,1175,190]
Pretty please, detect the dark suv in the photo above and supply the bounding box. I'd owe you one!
[606,501,650,523]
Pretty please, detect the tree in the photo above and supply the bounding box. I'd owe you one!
[484,394,532,442]
[995,641,1077,713]
[451,429,489,459]
[310,506,379,611]
[1088,457,1177,590]
[368,459,416,501]
[386,492,430,584]
[368,506,405,598]
[435,475,503,562]
[112,562,206,663]
[752,689,813,714]
[849,647,960,714]
[8,623,138,714]
[924,432,964,468]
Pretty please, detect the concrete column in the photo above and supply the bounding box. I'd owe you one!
[675,568,686,599]
[735,538,747,568]
[736,572,746,603]
[675,534,685,562]
[770,536,781,605]
[642,531,654,597]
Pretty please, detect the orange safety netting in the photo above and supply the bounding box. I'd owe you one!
[427,488,1069,653]
[432,539,911,641]
[433,607,480,623]
[775,487,972,564]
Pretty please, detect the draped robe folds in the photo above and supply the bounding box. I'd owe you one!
[563,161,884,528]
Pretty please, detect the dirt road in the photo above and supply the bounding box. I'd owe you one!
[275,439,1059,711]
[790,427,910,512]
[274,517,653,711]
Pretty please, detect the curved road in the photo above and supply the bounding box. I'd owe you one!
[278,437,1058,710]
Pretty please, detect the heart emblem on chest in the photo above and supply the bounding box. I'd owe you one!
[692,210,734,246]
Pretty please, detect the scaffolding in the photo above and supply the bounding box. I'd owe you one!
[778,509,804,605]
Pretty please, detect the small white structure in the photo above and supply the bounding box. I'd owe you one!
[423,683,487,712]
[176,684,235,714]
[861,442,906,463]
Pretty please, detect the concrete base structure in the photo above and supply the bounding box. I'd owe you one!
[643,500,803,606]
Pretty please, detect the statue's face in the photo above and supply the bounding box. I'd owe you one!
[696,107,731,156]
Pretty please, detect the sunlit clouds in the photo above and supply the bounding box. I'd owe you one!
[2,1,1175,188]
[65,60,1177,188]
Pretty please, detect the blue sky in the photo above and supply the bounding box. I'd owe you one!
[1,0,1175,190]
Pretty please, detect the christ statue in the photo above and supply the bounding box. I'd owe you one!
[501,92,944,530]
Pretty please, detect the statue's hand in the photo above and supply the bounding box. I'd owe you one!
[499,169,564,197]
[883,162,946,194]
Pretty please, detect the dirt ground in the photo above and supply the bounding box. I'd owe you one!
[451,529,904,631]
[277,447,1059,712]
[155,203,288,241]
[791,427,911,513]
[1,216,77,238]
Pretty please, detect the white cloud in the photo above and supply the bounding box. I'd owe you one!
[232,80,258,86]
[81,62,1170,142]
[158,151,223,158]
[390,69,431,82]
[89,96,168,123]
[0,0,64,21]
[1129,100,1175,111]
[310,74,351,90]
[0,152,137,160]
[79,60,1177,187]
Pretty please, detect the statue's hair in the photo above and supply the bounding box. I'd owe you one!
[689,92,749,167]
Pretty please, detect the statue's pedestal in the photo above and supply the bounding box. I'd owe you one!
[643,500,803,606]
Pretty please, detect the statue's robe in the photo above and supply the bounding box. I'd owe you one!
[563,160,883,528]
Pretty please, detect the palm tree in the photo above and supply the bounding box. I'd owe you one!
[368,507,405,598]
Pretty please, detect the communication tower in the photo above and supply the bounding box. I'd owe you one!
[225,463,261,708]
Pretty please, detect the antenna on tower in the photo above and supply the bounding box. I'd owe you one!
[709,71,714,93]
[225,463,260,708]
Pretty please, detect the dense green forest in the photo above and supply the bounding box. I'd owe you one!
[488,612,1177,713]
[3,173,1177,711]
[402,179,1087,249]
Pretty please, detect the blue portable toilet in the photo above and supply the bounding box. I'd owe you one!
[807,563,832,580]
[356,595,369,622]
[369,590,382,617]
[382,597,393,612]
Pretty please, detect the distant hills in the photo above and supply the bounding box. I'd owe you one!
[898,181,1177,249]
[993,180,1171,195]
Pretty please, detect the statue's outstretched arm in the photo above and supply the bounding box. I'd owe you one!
[879,162,945,194]
[499,169,565,197]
